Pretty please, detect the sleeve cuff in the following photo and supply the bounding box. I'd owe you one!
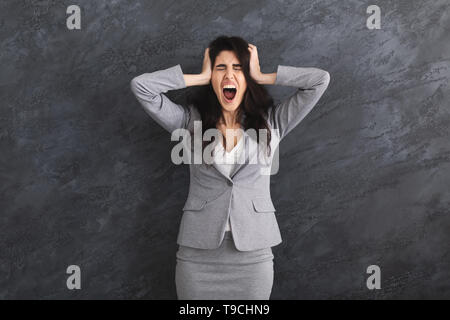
[171,64,187,89]
[274,65,291,86]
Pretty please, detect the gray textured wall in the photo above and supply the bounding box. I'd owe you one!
[1,0,449,299]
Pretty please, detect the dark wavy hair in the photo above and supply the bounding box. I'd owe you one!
[187,35,274,163]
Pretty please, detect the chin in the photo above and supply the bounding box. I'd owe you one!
[220,99,241,112]
[221,105,239,112]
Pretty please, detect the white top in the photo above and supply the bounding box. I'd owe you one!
[213,136,244,231]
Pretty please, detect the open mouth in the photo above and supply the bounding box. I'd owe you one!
[222,87,237,103]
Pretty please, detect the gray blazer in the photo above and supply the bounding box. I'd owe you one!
[130,63,330,251]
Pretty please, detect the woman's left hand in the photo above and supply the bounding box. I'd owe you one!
[248,43,263,81]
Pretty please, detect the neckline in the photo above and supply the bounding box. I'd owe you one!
[215,135,244,154]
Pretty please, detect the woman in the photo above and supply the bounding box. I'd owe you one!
[130,35,330,300]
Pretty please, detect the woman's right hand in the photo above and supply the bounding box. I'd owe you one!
[201,48,212,82]
[183,48,212,87]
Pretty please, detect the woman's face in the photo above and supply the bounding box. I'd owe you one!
[211,50,247,113]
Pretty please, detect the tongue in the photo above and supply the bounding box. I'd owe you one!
[224,90,236,100]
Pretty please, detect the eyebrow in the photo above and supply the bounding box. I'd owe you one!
[215,64,242,68]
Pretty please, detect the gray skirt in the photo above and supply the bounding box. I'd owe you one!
[175,231,274,300]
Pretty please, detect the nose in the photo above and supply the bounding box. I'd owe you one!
[225,68,235,79]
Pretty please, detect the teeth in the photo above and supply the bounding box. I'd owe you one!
[223,84,236,89]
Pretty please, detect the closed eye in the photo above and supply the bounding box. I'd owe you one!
[217,67,242,71]
[216,64,242,70]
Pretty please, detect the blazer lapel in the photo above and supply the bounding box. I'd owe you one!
[210,131,250,181]
[230,131,251,179]
[210,113,252,181]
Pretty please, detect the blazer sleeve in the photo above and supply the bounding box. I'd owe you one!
[268,65,330,140]
[130,64,189,133]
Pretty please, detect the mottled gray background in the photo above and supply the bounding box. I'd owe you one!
[1,0,449,299]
